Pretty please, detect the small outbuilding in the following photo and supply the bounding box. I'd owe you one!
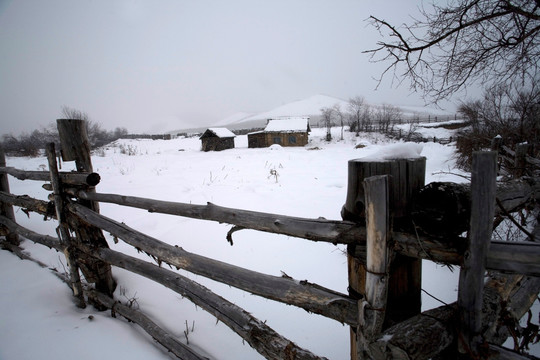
[199,128,236,152]
[248,117,311,148]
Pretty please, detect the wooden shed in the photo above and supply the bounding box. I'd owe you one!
[248,117,311,148]
[199,128,236,152]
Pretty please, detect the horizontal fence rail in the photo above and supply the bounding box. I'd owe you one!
[0,166,100,186]
[0,215,326,360]
[66,202,359,326]
[1,184,539,278]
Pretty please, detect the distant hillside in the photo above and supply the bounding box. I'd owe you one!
[217,94,455,130]
[168,94,456,135]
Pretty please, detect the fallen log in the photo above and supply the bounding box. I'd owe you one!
[65,203,359,327]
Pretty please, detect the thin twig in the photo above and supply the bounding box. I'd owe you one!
[496,198,534,240]
[226,225,245,246]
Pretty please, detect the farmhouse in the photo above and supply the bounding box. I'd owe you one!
[199,128,236,152]
[248,117,311,148]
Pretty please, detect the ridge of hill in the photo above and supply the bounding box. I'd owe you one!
[168,94,455,135]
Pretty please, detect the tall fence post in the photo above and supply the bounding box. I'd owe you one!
[514,143,529,178]
[56,119,116,296]
[457,151,497,357]
[342,157,426,359]
[357,175,391,359]
[46,143,86,308]
[0,146,19,246]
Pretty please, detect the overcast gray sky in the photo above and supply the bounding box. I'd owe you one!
[0,0,462,136]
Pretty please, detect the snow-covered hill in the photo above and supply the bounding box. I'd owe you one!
[219,94,455,128]
[168,94,456,135]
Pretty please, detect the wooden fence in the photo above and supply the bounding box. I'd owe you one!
[1,119,539,359]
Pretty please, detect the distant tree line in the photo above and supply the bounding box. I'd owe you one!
[320,96,405,141]
[456,82,540,170]
[1,122,128,157]
[1,107,128,157]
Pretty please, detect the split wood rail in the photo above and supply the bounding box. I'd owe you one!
[1,119,539,360]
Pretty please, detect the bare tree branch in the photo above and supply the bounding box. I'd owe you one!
[365,0,540,102]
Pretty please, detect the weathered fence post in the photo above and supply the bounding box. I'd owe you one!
[56,119,116,296]
[514,143,529,178]
[342,156,426,359]
[357,175,391,359]
[0,146,19,245]
[490,135,502,152]
[457,151,497,358]
[46,143,86,308]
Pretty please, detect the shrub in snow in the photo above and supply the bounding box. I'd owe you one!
[269,144,283,151]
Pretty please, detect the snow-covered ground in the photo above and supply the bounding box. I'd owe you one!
[0,124,536,359]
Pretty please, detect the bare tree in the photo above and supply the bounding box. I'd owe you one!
[374,103,402,134]
[60,106,118,149]
[60,105,89,121]
[320,107,335,141]
[333,103,345,141]
[456,82,540,170]
[365,0,540,102]
[348,96,365,136]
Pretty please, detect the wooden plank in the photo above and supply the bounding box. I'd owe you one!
[458,151,498,356]
[357,175,391,359]
[65,202,359,327]
[362,175,391,338]
[56,119,93,165]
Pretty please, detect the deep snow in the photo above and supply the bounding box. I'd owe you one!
[0,124,536,359]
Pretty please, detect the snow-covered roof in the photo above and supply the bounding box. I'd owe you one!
[264,117,310,133]
[201,128,236,138]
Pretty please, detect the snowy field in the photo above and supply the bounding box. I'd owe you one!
[0,124,536,359]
